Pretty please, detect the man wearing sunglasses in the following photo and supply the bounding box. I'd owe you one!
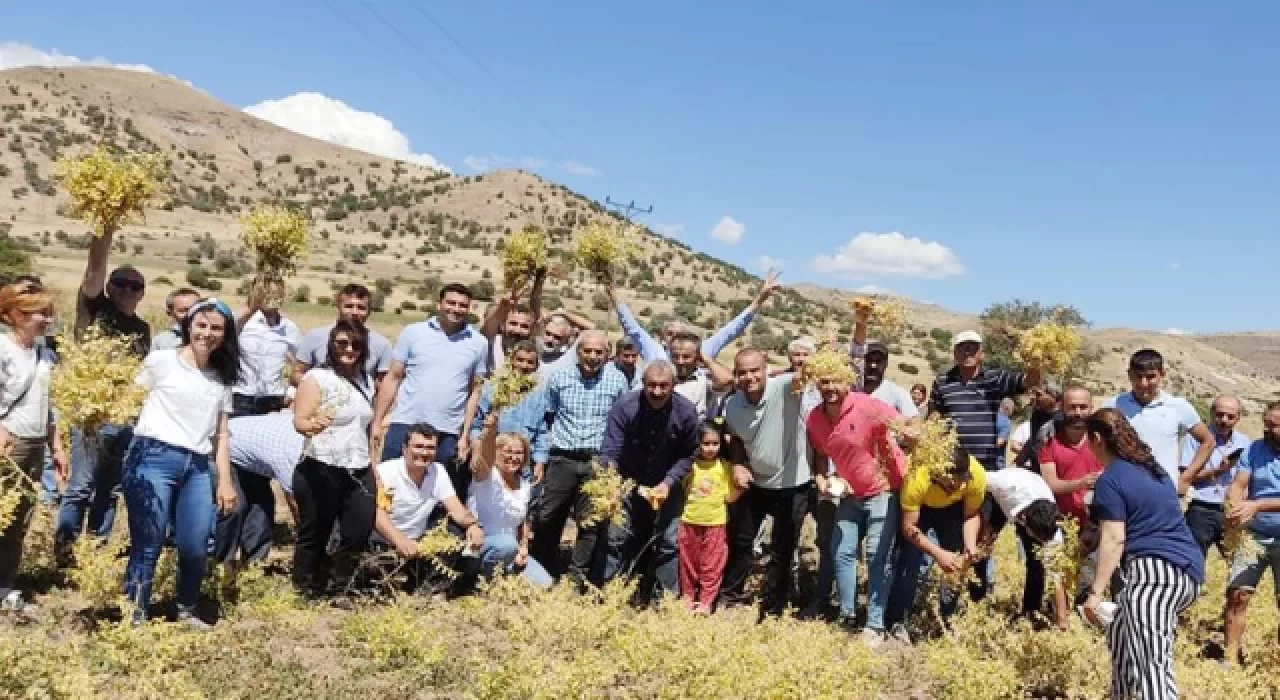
[57,232,153,561]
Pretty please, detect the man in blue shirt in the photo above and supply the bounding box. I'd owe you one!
[1222,401,1280,665]
[372,283,489,493]
[468,340,550,481]
[598,359,700,603]
[1180,396,1252,558]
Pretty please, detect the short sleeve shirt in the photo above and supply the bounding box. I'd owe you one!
[681,458,735,527]
[930,367,1024,470]
[133,349,233,455]
[1038,435,1103,522]
[376,458,456,539]
[723,374,812,490]
[1091,458,1204,583]
[1238,439,1280,539]
[1102,391,1202,483]
[900,456,987,513]
[868,380,919,420]
[77,292,150,358]
[296,322,393,377]
[806,392,905,497]
[388,319,489,433]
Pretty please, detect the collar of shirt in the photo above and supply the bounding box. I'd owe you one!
[426,317,473,340]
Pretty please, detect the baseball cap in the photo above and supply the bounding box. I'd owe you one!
[952,330,983,349]
[865,340,889,356]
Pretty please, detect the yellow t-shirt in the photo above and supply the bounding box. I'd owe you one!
[681,458,734,527]
[899,455,987,514]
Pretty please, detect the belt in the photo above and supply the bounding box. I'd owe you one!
[550,448,596,461]
[1188,499,1224,512]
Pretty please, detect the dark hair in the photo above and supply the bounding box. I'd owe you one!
[404,422,439,446]
[697,420,727,458]
[337,283,371,301]
[165,287,201,312]
[1128,348,1164,373]
[1266,400,1280,414]
[14,274,42,289]
[509,304,533,316]
[1021,500,1060,543]
[947,444,974,481]
[616,337,637,353]
[911,383,927,396]
[1086,407,1164,479]
[509,339,539,364]
[439,283,472,301]
[669,330,701,347]
[181,300,242,386]
[325,319,370,383]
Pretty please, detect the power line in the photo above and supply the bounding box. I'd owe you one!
[604,196,653,223]
[407,2,571,149]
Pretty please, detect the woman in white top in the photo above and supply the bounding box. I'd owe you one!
[291,320,377,598]
[470,413,553,588]
[121,297,239,626]
[0,282,64,613]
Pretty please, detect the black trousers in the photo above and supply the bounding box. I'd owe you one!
[291,457,376,596]
[230,394,285,418]
[531,453,605,587]
[722,482,813,615]
[213,465,275,566]
[1184,500,1225,558]
[987,496,1046,617]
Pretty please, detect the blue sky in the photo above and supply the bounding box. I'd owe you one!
[3,1,1277,332]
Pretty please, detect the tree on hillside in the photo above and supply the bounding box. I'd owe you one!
[0,234,33,285]
[978,299,1100,379]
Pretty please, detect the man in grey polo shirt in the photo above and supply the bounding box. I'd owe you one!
[294,283,393,381]
[720,348,813,617]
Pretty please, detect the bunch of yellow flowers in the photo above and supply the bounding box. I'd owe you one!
[501,226,548,288]
[574,220,637,284]
[905,415,960,482]
[240,205,311,281]
[580,461,635,527]
[1016,322,1083,376]
[56,145,167,237]
[49,326,147,443]
[487,365,538,412]
[794,347,858,394]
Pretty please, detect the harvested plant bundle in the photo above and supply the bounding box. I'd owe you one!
[0,455,34,534]
[487,365,538,412]
[794,347,858,394]
[1015,322,1083,377]
[416,519,466,580]
[56,145,167,237]
[858,296,909,340]
[1222,499,1264,562]
[241,205,311,306]
[905,415,960,482]
[49,326,147,440]
[1038,516,1084,598]
[580,462,635,528]
[501,226,548,287]
[574,221,636,283]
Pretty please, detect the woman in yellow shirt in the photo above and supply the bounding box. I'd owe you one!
[885,445,987,634]
[678,421,744,613]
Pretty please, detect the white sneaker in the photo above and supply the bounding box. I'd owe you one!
[859,629,885,649]
[175,607,212,631]
[0,591,36,614]
[887,623,912,645]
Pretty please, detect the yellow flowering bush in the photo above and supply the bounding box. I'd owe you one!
[240,205,311,278]
[415,518,465,580]
[56,145,167,237]
[574,220,638,283]
[1016,322,1083,376]
[580,462,635,528]
[0,455,33,535]
[904,414,960,481]
[501,225,548,287]
[49,326,147,441]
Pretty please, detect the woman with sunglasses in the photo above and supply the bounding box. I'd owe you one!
[0,282,64,614]
[291,320,376,599]
[122,298,240,626]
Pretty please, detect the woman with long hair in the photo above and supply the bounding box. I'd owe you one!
[1081,407,1203,699]
[0,282,64,613]
[122,297,240,626]
[291,320,376,599]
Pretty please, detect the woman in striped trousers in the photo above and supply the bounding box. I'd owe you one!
[1080,409,1205,699]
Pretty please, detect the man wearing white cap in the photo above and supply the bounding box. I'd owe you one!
[929,330,1043,472]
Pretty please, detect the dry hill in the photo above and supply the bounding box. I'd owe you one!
[0,66,1276,431]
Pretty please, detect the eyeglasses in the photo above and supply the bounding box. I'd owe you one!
[333,339,362,350]
[110,278,145,292]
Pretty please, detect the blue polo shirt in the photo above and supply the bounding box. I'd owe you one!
[1181,429,1252,505]
[389,318,489,434]
[1103,391,1202,484]
[1092,458,1205,584]
[1238,439,1280,539]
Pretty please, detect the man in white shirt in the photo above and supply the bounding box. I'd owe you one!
[234,287,300,416]
[215,409,304,568]
[1103,348,1214,493]
[980,467,1063,624]
[373,424,483,594]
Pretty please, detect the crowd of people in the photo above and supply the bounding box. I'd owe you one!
[1,226,1279,700]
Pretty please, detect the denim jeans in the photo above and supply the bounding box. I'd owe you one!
[479,532,554,589]
[121,435,215,617]
[39,451,59,506]
[212,465,274,566]
[832,492,899,629]
[56,424,131,542]
[886,501,988,625]
[604,485,683,603]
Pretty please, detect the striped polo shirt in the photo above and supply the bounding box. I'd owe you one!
[930,366,1025,470]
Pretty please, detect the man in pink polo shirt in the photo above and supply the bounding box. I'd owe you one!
[807,368,905,645]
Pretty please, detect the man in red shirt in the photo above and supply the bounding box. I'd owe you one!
[1037,383,1102,625]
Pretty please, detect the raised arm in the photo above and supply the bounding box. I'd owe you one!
[479,277,529,340]
[606,284,665,361]
[471,413,500,484]
[80,231,115,300]
[703,270,780,358]
[699,349,734,391]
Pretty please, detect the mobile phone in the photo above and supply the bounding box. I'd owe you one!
[1226,447,1245,462]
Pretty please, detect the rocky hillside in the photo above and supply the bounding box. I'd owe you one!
[0,66,1276,429]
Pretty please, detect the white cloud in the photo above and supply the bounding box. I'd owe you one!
[710,216,745,245]
[652,223,685,238]
[810,231,964,278]
[1168,261,1181,272]
[854,284,896,296]
[562,161,601,177]
[463,155,494,171]
[244,92,447,172]
[0,41,156,73]
[755,255,785,272]
[1163,328,1187,336]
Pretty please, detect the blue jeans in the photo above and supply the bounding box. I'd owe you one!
[832,492,898,629]
[121,436,215,617]
[56,425,131,542]
[886,501,990,625]
[479,533,553,589]
[39,451,60,506]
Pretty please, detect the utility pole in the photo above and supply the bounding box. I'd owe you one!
[604,196,653,223]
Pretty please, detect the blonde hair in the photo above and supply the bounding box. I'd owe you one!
[0,283,54,326]
[495,432,531,462]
